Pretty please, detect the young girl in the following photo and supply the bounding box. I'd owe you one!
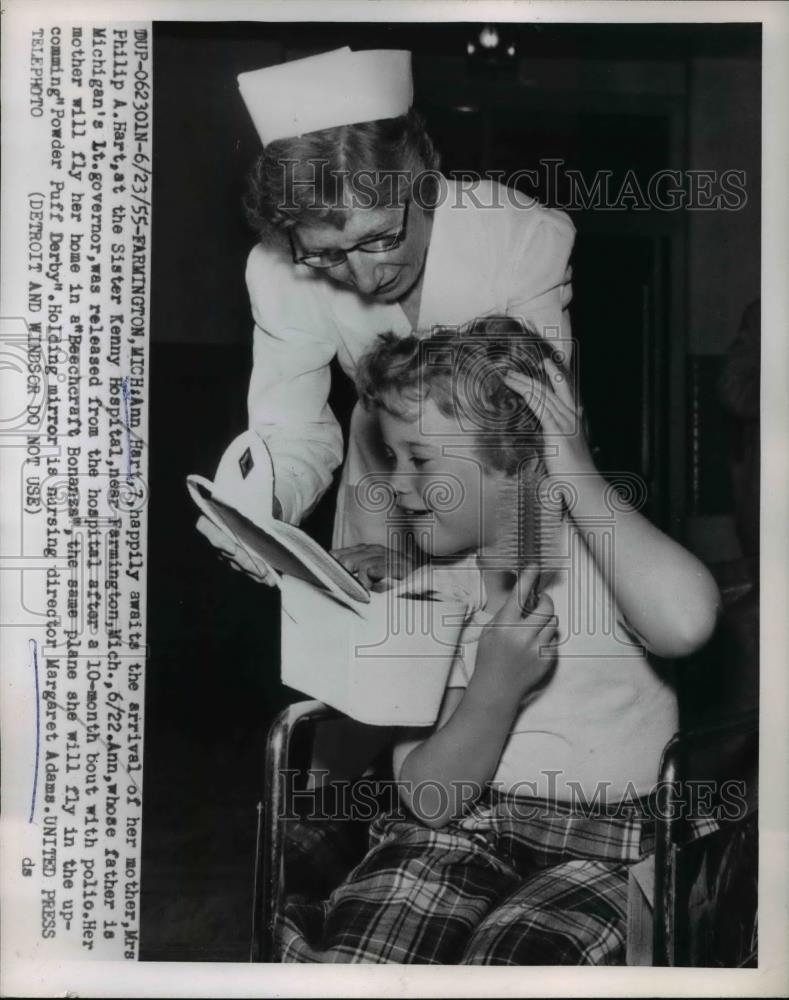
[279,317,720,965]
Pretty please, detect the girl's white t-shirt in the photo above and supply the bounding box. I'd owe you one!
[440,525,678,803]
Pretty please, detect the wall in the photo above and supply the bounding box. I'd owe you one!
[685,56,761,562]
[151,26,281,346]
[687,56,761,355]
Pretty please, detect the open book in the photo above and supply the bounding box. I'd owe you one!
[187,432,470,726]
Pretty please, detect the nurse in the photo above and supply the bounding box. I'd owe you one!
[198,46,575,581]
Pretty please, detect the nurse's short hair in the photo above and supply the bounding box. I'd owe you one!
[244,109,441,238]
[356,316,555,475]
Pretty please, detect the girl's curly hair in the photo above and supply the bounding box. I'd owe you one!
[356,316,558,475]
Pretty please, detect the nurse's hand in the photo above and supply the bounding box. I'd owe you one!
[196,515,278,586]
[331,544,415,592]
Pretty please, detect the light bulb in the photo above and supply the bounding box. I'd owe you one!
[479,26,499,50]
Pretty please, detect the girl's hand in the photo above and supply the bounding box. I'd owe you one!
[472,566,558,705]
[504,356,594,479]
[330,543,415,591]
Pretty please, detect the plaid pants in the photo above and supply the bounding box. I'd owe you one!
[278,792,660,965]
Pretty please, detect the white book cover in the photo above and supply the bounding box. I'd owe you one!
[187,432,470,725]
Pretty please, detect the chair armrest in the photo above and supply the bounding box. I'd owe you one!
[653,708,758,967]
[657,708,759,825]
[660,709,758,773]
[252,700,341,961]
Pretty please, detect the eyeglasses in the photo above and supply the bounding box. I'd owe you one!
[290,201,410,270]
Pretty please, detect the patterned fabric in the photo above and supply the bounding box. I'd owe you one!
[283,816,371,900]
[278,790,658,965]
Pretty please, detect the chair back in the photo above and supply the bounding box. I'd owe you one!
[653,710,758,967]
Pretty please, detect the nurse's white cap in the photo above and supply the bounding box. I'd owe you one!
[238,46,413,146]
